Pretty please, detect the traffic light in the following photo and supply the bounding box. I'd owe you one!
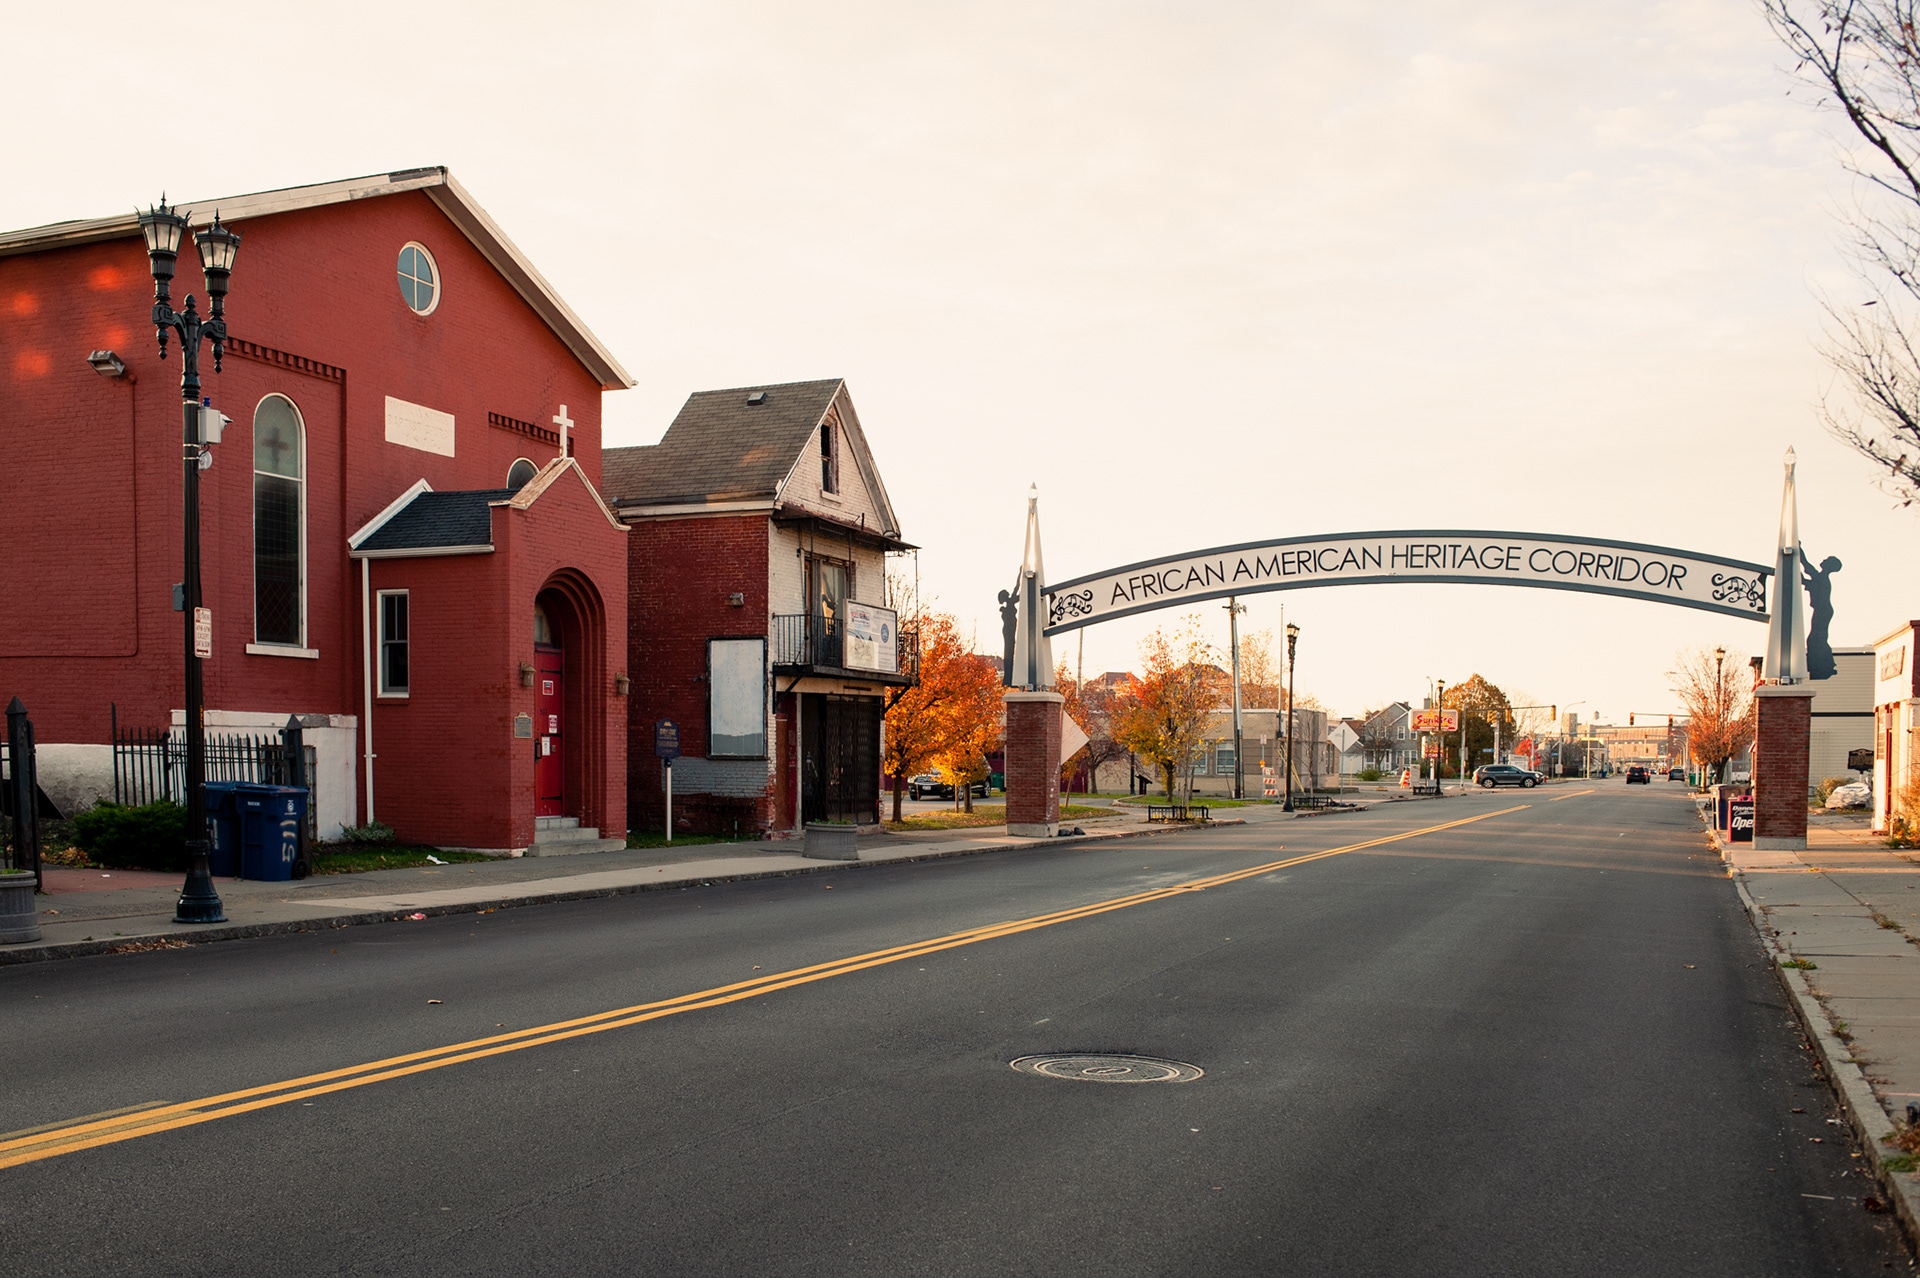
[1667,715,1673,727]
[1629,713,1634,726]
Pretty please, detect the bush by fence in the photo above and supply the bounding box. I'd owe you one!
[72,801,188,871]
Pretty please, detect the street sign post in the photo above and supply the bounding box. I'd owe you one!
[655,720,680,841]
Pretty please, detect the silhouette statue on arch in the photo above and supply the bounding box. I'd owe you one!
[997,576,1021,687]
[1800,547,1841,680]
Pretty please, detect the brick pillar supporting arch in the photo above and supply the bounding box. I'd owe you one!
[1754,684,1816,850]
[1005,690,1064,838]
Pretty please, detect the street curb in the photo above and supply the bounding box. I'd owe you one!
[0,818,1231,968]
[1707,809,1920,1247]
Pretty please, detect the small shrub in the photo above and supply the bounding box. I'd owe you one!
[71,801,188,871]
[1814,776,1851,805]
[1357,769,1382,782]
[339,821,397,845]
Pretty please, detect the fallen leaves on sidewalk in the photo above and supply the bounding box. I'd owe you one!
[106,938,192,954]
[1882,1122,1920,1154]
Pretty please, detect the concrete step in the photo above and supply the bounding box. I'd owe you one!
[527,823,626,856]
[531,823,605,843]
[526,835,627,857]
[535,816,581,831]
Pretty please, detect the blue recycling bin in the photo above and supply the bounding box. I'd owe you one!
[204,782,244,877]
[203,783,307,881]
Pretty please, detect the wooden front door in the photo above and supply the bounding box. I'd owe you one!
[536,646,565,817]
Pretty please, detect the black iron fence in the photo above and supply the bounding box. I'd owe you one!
[111,706,318,841]
[769,614,919,683]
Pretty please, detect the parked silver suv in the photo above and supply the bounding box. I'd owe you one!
[1473,764,1539,789]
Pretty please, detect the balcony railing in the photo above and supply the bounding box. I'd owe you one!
[770,614,919,685]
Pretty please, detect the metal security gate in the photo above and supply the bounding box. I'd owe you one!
[801,694,881,825]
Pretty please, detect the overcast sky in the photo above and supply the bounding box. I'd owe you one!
[6,0,1911,726]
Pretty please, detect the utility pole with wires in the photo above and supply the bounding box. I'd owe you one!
[1225,597,1247,800]
[1076,628,1084,797]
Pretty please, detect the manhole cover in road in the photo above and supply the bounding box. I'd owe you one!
[1009,1054,1204,1084]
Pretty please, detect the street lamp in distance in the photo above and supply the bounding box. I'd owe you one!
[137,195,241,925]
[1282,622,1299,812]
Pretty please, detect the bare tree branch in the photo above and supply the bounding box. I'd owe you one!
[1764,0,1920,503]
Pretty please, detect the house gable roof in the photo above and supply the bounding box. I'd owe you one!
[603,378,904,539]
[0,167,633,391]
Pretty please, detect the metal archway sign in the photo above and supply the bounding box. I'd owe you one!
[1040,529,1772,636]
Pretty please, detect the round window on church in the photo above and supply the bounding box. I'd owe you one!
[397,243,439,315]
[507,458,538,492]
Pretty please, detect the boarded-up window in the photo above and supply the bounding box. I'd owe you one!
[709,638,767,758]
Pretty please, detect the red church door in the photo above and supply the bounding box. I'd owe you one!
[536,647,565,817]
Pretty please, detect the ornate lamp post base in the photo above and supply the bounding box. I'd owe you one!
[173,837,227,923]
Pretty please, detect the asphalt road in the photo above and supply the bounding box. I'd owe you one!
[2,784,1910,1276]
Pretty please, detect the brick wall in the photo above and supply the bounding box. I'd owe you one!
[625,514,773,835]
[0,191,621,850]
[0,192,608,746]
[1755,689,1813,842]
[359,465,626,850]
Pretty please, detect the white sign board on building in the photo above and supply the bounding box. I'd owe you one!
[384,396,457,457]
[843,603,899,674]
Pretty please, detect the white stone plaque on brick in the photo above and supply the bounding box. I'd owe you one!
[384,396,456,457]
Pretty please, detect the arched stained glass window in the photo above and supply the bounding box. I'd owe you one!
[254,395,305,646]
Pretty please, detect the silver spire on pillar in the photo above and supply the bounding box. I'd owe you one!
[1763,446,1807,684]
[1012,485,1055,691]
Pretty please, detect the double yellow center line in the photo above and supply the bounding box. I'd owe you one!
[1,803,1528,1171]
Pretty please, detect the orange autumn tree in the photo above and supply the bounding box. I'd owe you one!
[883,610,1004,820]
[1112,615,1225,800]
[932,653,1003,813]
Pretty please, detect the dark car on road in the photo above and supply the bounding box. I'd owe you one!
[907,774,988,800]
[1626,766,1650,784]
[1472,764,1539,788]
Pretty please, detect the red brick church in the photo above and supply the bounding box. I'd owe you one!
[0,168,632,853]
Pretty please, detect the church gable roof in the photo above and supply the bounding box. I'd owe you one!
[348,459,626,558]
[352,489,515,556]
[0,167,632,391]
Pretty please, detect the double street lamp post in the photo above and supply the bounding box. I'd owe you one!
[137,197,241,925]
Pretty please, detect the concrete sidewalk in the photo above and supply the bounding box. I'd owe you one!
[1715,801,1920,1245]
[0,807,1237,966]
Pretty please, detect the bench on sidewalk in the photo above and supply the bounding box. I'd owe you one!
[1147,804,1209,823]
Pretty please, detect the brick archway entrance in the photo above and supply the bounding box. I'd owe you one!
[533,571,609,830]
